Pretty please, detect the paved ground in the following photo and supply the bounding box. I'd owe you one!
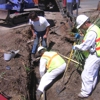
[78,0,100,13]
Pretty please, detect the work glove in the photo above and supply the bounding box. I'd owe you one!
[75,33,80,39]
[72,46,76,50]
[72,45,79,50]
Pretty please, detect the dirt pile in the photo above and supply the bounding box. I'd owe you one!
[0,26,33,100]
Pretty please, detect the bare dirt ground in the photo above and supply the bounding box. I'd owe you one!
[0,6,100,100]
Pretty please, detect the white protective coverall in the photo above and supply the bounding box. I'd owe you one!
[74,24,100,97]
[37,55,66,92]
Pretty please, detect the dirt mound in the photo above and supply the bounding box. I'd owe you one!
[0,27,32,100]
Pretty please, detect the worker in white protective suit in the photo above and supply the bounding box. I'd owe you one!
[73,14,100,98]
[36,46,66,100]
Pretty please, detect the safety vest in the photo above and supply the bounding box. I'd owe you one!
[83,25,100,58]
[41,51,65,72]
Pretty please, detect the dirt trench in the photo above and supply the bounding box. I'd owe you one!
[0,10,100,100]
[0,12,75,100]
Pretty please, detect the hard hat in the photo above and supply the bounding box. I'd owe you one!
[76,14,89,29]
[37,46,46,52]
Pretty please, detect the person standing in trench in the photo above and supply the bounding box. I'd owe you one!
[28,11,50,61]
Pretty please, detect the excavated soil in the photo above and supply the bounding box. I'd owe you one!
[0,10,100,100]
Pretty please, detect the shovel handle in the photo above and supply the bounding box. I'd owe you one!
[59,53,81,65]
[62,42,76,81]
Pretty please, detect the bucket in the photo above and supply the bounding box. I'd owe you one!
[4,52,13,61]
[4,50,20,61]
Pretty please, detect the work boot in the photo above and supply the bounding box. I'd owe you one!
[78,93,88,98]
[36,90,42,100]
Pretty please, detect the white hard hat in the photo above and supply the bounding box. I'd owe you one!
[37,46,46,52]
[76,14,89,29]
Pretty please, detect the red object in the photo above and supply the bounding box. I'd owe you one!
[63,0,66,7]
[33,0,38,4]
[0,94,8,100]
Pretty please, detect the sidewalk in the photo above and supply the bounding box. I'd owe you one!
[78,0,100,14]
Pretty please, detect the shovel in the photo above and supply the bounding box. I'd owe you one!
[56,42,76,94]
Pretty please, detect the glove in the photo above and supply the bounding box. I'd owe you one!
[75,33,80,39]
[73,45,80,50]
[72,46,76,50]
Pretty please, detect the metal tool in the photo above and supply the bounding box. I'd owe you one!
[39,37,42,46]
[43,90,46,100]
[57,42,76,94]
[40,90,46,100]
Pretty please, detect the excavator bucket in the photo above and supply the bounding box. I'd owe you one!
[0,9,9,20]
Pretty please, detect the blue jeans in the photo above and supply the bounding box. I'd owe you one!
[32,30,47,54]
